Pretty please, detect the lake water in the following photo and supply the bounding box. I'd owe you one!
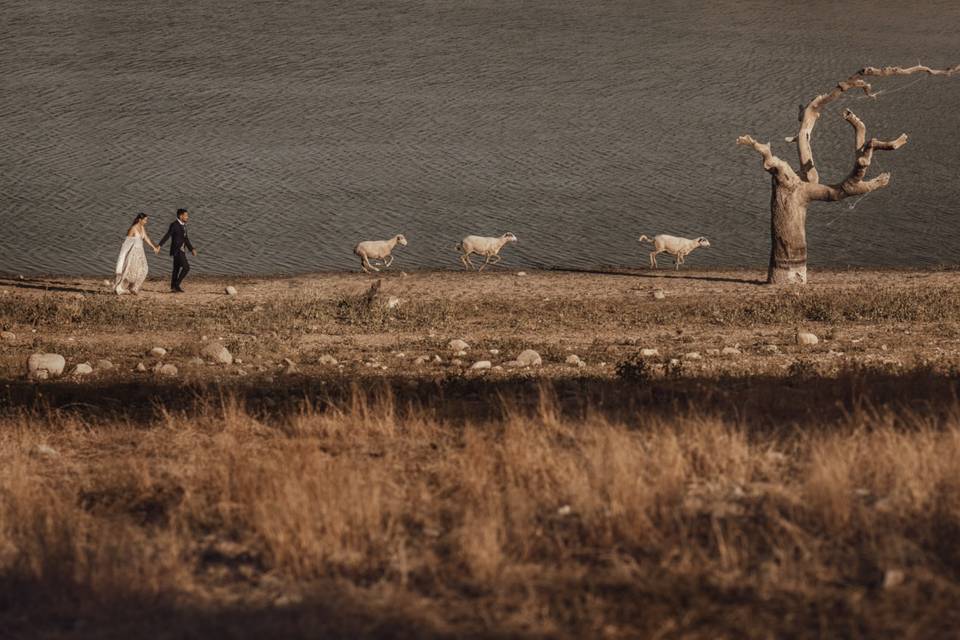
[2,0,959,276]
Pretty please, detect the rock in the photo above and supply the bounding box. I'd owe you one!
[95,359,114,370]
[236,368,247,376]
[1,331,15,342]
[385,296,401,309]
[640,348,659,357]
[721,347,741,356]
[318,355,338,366]
[706,349,720,356]
[202,342,233,365]
[27,354,65,380]
[235,357,243,364]
[281,358,297,374]
[448,339,469,352]
[225,286,238,296]
[796,331,819,346]
[149,347,167,358]
[516,271,527,277]
[515,349,542,367]
[432,355,442,363]
[454,350,467,357]
[188,357,205,366]
[883,569,905,590]
[504,360,521,368]
[102,279,112,287]
[652,289,666,300]
[135,362,148,372]
[451,359,464,367]
[158,364,178,377]
[414,355,430,365]
[489,348,500,355]
[761,344,780,354]
[493,365,503,371]
[565,354,585,367]
[470,360,492,370]
[72,362,94,376]
[31,443,60,458]
[683,352,702,360]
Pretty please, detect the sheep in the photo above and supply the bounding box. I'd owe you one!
[353,234,408,273]
[638,234,711,270]
[456,233,518,271]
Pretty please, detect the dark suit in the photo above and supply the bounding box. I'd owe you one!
[158,221,195,290]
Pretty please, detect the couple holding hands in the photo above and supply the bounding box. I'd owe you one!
[114,208,197,295]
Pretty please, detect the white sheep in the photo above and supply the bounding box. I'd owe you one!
[638,234,711,270]
[456,233,518,270]
[353,234,408,273]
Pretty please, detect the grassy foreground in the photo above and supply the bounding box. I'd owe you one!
[2,269,960,638]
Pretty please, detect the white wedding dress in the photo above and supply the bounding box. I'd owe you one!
[114,229,149,294]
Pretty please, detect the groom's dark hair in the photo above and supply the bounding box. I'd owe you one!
[176,208,188,217]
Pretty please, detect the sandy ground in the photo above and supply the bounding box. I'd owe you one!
[2,267,960,383]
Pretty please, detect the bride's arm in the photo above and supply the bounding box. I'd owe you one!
[144,232,161,252]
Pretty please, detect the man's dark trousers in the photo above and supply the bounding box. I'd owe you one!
[172,252,190,290]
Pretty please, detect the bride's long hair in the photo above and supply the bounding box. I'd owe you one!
[126,212,148,236]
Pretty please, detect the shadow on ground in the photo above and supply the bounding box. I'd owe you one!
[3,368,957,431]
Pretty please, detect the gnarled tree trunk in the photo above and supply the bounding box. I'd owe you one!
[738,64,958,284]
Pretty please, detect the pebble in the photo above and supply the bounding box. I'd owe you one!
[706,349,720,356]
[761,344,780,354]
[201,342,233,365]
[565,354,585,367]
[414,355,430,365]
[158,364,178,377]
[225,286,238,296]
[883,569,905,590]
[451,359,464,367]
[454,350,467,357]
[149,347,167,358]
[796,331,819,346]
[639,348,659,357]
[0,331,15,342]
[652,289,666,300]
[72,362,94,376]
[721,347,741,356]
[432,355,442,363]
[683,352,702,360]
[516,271,527,277]
[489,348,500,355]
[515,349,542,367]
[188,357,205,366]
[27,353,65,380]
[101,279,112,287]
[386,296,401,309]
[95,359,114,370]
[135,362,147,372]
[448,339,469,352]
[470,360,492,370]
[281,358,297,374]
[318,355,338,366]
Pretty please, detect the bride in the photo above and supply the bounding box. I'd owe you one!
[114,212,160,295]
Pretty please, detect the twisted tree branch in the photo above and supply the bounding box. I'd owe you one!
[795,64,959,184]
[736,135,799,187]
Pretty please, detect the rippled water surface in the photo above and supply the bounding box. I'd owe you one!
[2,0,959,275]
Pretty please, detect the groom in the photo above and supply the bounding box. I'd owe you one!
[158,208,197,293]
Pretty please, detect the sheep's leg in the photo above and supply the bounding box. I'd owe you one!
[478,255,492,271]
[650,251,658,269]
[461,253,475,270]
[361,254,379,273]
[384,255,394,268]
[489,255,502,266]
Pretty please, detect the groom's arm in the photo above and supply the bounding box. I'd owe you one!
[184,234,194,252]
[158,223,173,247]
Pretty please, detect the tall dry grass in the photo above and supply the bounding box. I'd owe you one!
[1,387,959,638]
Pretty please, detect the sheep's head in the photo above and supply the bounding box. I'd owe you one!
[697,237,711,248]
[502,232,518,243]
[396,234,408,246]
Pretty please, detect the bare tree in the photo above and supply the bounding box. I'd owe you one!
[738,65,959,284]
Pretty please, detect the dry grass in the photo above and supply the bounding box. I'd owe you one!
[2,380,960,639]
